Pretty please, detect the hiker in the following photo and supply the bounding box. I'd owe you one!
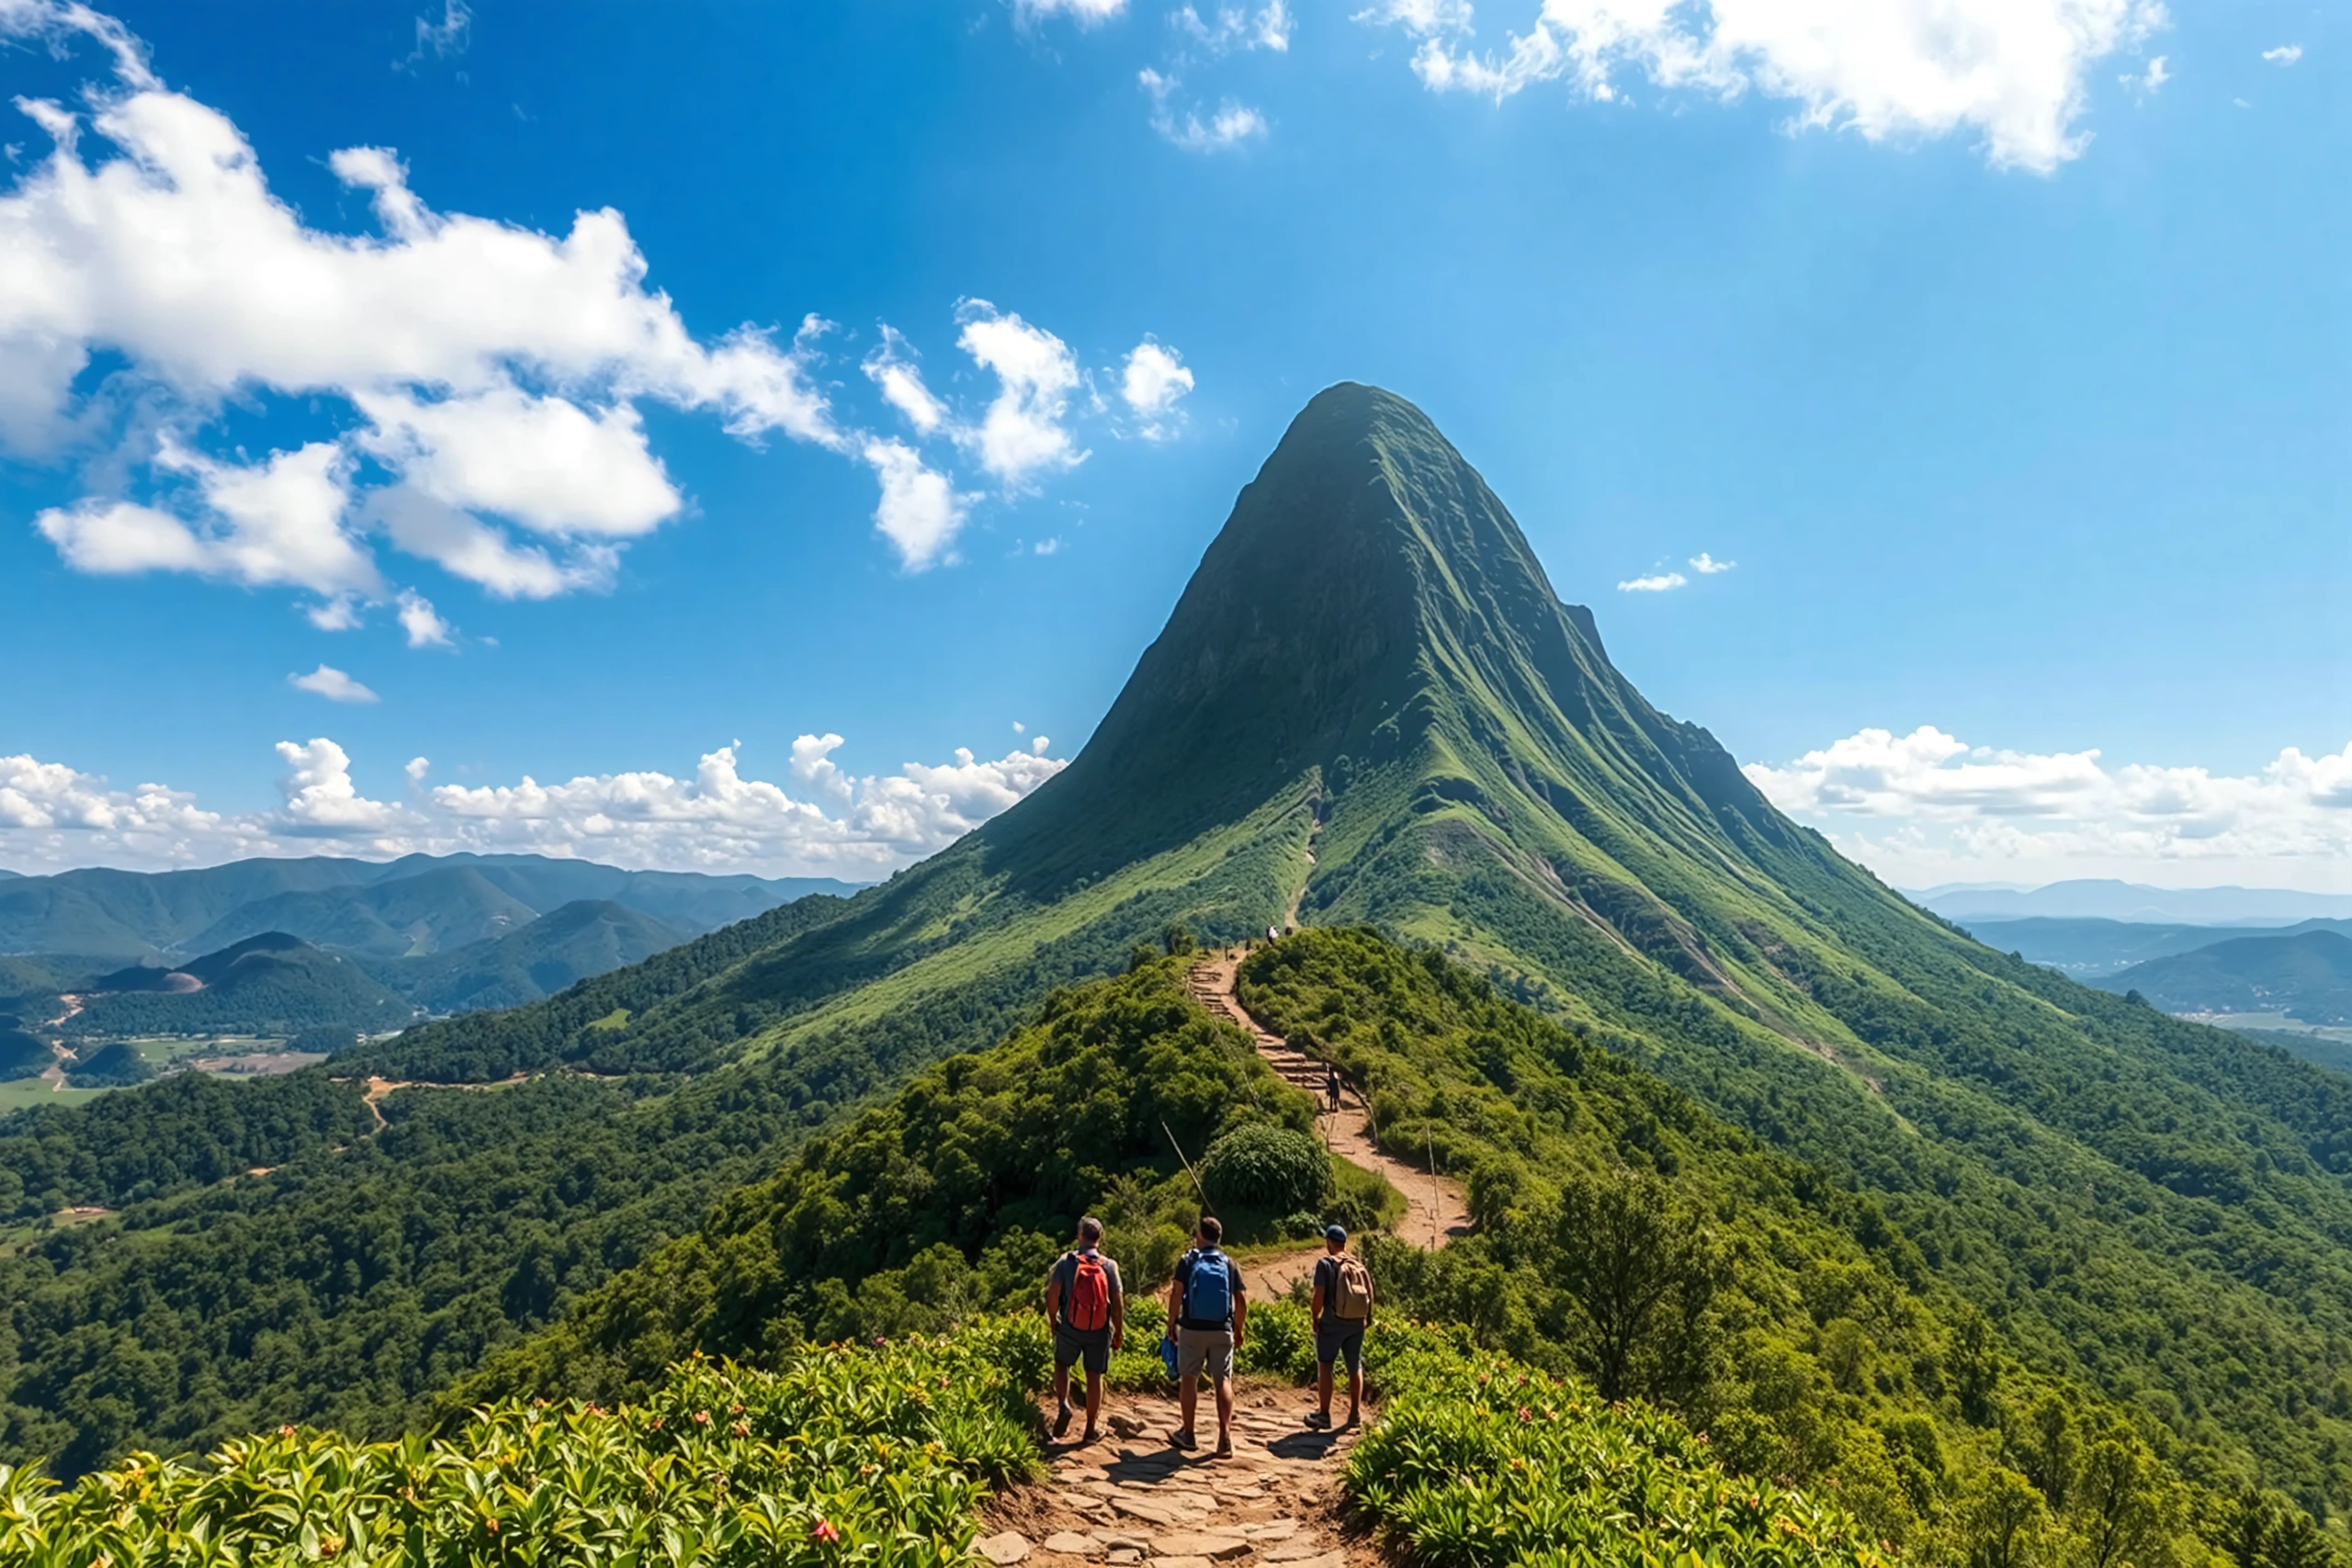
[1306,1224,1373,1429]
[1044,1216,1125,1443]
[1324,1061,1342,1114]
[1165,1215,1247,1457]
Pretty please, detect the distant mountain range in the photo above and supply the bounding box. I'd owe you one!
[2098,930,2352,1028]
[1963,915,2352,978]
[1917,878,2352,926]
[0,853,863,962]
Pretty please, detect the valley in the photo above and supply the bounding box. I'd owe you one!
[4,387,2346,1562]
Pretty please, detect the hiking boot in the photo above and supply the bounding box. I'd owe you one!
[1304,1410,1332,1429]
[1080,1426,1101,1445]
[1215,1434,1234,1459]
[1341,1408,1361,1429]
[1053,1404,1073,1438]
[1169,1428,1198,1450]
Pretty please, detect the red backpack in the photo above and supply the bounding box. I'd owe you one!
[1068,1251,1111,1332]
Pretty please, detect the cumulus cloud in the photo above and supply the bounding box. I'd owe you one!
[1120,338,1195,439]
[863,327,949,436]
[1354,0,1474,34]
[1746,726,2352,887]
[1380,0,2168,173]
[1617,570,1687,592]
[0,735,1072,875]
[2120,54,2168,94]
[864,437,970,570]
[955,300,1086,487]
[1140,68,1271,151]
[1017,0,1128,25]
[395,589,452,648]
[288,664,380,704]
[1689,552,1734,574]
[2261,44,2301,65]
[1176,2,1293,53]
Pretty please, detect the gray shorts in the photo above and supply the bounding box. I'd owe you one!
[1316,1321,1365,1372]
[1176,1326,1233,1382]
[1056,1326,1112,1376]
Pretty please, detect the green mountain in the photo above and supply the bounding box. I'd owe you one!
[62,931,413,1039]
[375,898,692,1014]
[9,384,2352,1538]
[2102,929,2352,1025]
[1968,915,2352,979]
[0,852,856,961]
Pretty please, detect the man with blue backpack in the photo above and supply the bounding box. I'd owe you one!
[1163,1215,1247,1457]
[1044,1216,1125,1444]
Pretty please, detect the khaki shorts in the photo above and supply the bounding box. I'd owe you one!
[1177,1326,1234,1382]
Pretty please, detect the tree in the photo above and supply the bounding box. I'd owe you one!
[1549,1166,1721,1404]
[1961,1467,2052,1568]
[2071,1435,2172,1568]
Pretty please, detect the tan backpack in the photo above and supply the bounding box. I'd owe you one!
[1330,1254,1374,1321]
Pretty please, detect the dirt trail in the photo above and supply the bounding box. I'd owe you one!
[981,1385,1377,1568]
[1184,954,1467,1302]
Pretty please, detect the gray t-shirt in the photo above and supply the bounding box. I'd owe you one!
[1050,1249,1125,1332]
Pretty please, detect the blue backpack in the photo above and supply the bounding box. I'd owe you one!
[1182,1248,1234,1328]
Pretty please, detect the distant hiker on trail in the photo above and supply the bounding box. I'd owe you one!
[1324,1061,1342,1114]
[1306,1225,1373,1429]
[1044,1217,1125,1444]
[1165,1215,1247,1458]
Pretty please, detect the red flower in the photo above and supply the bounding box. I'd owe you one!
[813,1519,841,1543]
[694,1411,711,1426]
[1516,1406,1532,1423]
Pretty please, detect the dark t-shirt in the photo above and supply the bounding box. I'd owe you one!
[1049,1249,1124,1334]
[1171,1247,1244,1331]
[1314,1254,1369,1321]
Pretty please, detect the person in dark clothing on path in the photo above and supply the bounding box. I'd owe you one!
[1324,1061,1342,1113]
[1306,1224,1373,1429]
[1044,1216,1125,1443]
[1165,1215,1247,1457]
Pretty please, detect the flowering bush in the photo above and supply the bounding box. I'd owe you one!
[1347,1340,1889,1568]
[0,1317,1049,1568]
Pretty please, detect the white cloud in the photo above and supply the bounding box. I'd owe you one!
[863,326,949,436]
[1120,338,1195,438]
[397,0,470,71]
[2261,44,2301,65]
[34,440,378,596]
[864,437,970,571]
[0,734,1073,875]
[1175,2,1293,53]
[0,2,839,609]
[1140,69,1271,151]
[395,589,452,648]
[1617,570,1687,592]
[370,485,612,600]
[288,664,380,704]
[1688,551,1734,574]
[1385,0,2168,173]
[1354,0,1474,34]
[1017,0,1128,25]
[1034,536,1063,556]
[955,300,1085,487]
[2120,54,2167,94]
[1746,726,2352,888]
[307,594,366,632]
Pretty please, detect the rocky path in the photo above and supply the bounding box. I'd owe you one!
[981,1387,1375,1568]
[1184,953,1468,1300]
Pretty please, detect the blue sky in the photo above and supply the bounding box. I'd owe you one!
[0,0,2343,888]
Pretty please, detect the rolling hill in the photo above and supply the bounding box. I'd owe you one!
[2101,929,2352,1026]
[0,852,859,961]
[373,899,691,1014]
[61,931,413,1039]
[8,384,2352,1534]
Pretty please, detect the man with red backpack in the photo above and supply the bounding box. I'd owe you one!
[1044,1216,1126,1443]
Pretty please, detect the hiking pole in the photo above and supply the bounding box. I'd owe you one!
[1163,1121,1210,1207]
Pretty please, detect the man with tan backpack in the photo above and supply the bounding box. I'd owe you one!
[1305,1224,1373,1429]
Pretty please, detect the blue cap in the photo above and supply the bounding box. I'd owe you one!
[1324,1224,1347,1242]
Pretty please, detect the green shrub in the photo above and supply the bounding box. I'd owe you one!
[1236,1299,1317,1382]
[0,1320,1050,1567]
[1346,1337,1888,1568]
[1200,1122,1329,1214]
